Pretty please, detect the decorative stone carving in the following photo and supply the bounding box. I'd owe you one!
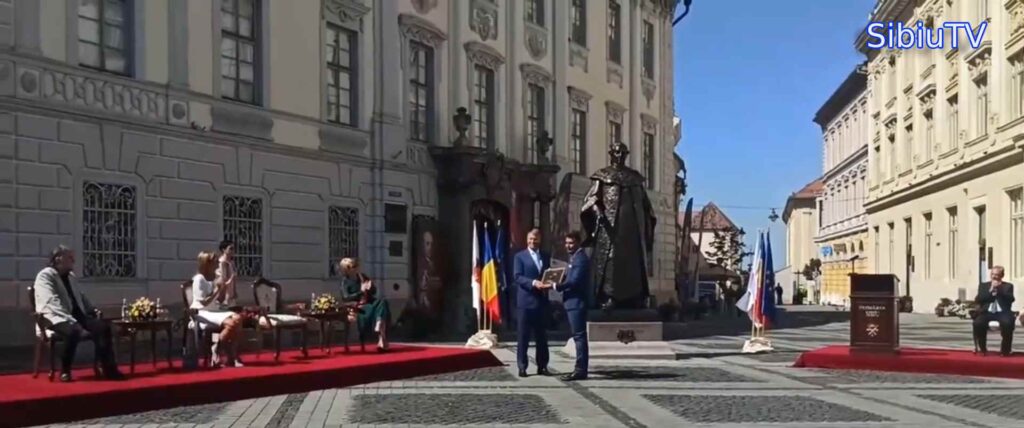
[606,101,626,123]
[569,43,588,72]
[399,14,447,47]
[641,78,656,103]
[520,63,552,87]
[568,86,592,111]
[967,44,992,81]
[884,119,897,141]
[410,0,438,14]
[324,0,371,24]
[465,41,505,70]
[919,90,936,112]
[641,114,657,134]
[607,63,623,88]
[470,0,498,41]
[525,25,547,60]
[947,54,958,82]
[16,65,180,124]
[1009,0,1024,37]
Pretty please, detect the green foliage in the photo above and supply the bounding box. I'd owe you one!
[704,228,748,275]
[801,258,822,281]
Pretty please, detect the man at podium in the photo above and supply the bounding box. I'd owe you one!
[972,266,1015,356]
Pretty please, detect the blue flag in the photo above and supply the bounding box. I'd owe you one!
[762,230,778,325]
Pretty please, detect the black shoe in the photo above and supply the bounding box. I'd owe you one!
[560,372,588,381]
[59,372,73,383]
[104,368,126,380]
[537,368,551,376]
[518,370,528,378]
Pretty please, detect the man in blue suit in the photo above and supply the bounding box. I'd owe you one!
[513,228,551,377]
[556,231,590,381]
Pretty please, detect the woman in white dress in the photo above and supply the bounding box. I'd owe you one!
[216,240,238,307]
[192,251,243,367]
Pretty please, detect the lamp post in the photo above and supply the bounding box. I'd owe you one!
[672,0,693,26]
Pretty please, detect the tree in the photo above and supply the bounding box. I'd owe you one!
[705,227,747,275]
[801,258,822,281]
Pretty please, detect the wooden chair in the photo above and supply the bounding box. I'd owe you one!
[179,281,222,368]
[27,285,101,381]
[252,278,309,360]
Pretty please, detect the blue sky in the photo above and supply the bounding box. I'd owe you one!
[673,0,875,269]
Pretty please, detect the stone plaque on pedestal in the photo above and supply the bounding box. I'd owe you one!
[562,310,676,360]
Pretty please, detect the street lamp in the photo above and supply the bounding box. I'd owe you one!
[768,208,779,223]
[672,0,693,26]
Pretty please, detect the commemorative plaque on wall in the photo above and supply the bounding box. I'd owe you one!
[849,274,899,353]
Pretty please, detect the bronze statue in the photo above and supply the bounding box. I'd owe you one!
[581,142,657,310]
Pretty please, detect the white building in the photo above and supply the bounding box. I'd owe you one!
[0,0,681,344]
[859,0,1024,310]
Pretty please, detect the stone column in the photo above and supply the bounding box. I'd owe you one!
[448,0,468,142]
[628,0,641,169]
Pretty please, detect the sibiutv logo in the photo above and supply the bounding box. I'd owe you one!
[865,21,988,50]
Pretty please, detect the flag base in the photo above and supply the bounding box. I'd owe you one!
[741,336,773,354]
[465,330,499,350]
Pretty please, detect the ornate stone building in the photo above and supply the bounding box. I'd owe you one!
[859,0,1024,310]
[0,0,681,343]
[813,65,869,307]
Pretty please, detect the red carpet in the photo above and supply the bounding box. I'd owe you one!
[794,345,1024,379]
[0,345,501,427]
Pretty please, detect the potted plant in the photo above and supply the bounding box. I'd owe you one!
[898,295,914,313]
[793,288,807,305]
[934,298,954,317]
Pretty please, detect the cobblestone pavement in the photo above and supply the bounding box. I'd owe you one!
[35,311,1024,427]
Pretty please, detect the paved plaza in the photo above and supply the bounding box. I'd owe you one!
[34,312,1024,428]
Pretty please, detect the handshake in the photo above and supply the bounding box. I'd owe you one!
[532,279,556,290]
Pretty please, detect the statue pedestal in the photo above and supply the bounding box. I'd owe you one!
[562,311,675,360]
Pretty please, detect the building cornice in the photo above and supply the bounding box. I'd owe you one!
[855,0,916,52]
[823,146,869,182]
[814,223,870,244]
[813,63,868,128]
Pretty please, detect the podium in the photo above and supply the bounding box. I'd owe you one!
[849,274,899,353]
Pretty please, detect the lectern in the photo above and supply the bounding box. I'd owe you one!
[849,274,899,353]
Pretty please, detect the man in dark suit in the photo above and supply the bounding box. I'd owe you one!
[973,266,1015,356]
[556,231,590,381]
[513,228,551,377]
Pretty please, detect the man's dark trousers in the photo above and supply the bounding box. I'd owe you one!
[566,308,587,374]
[516,308,549,371]
[973,311,1015,353]
[50,318,117,372]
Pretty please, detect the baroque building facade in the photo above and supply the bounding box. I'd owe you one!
[859,0,1024,310]
[0,0,681,343]
[813,65,869,307]
[781,178,822,304]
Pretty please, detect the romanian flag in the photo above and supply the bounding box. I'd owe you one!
[481,223,502,324]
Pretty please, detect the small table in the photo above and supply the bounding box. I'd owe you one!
[113,318,174,374]
[301,307,356,354]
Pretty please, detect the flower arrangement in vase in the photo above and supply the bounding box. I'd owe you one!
[310,294,339,315]
[126,297,159,321]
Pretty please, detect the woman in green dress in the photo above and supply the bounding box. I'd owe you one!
[339,257,391,351]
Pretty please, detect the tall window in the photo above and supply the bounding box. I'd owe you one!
[571,109,587,173]
[873,226,880,269]
[328,206,359,277]
[1010,188,1024,278]
[409,41,434,142]
[473,65,495,149]
[887,127,897,178]
[608,0,621,64]
[525,0,544,26]
[872,145,881,183]
[223,195,263,277]
[903,124,913,170]
[642,21,655,79]
[526,84,546,163]
[887,222,895,272]
[923,109,934,161]
[923,213,933,278]
[643,132,655,189]
[82,182,136,278]
[570,0,586,46]
[78,0,130,75]
[221,0,259,104]
[947,95,959,150]
[326,25,357,125]
[1011,54,1024,120]
[978,0,989,20]
[609,120,622,148]
[975,76,989,137]
[948,206,958,279]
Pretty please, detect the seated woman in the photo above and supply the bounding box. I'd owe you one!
[191,251,244,367]
[338,257,391,351]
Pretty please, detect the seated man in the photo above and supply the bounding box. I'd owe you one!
[973,266,1016,356]
[34,245,124,381]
